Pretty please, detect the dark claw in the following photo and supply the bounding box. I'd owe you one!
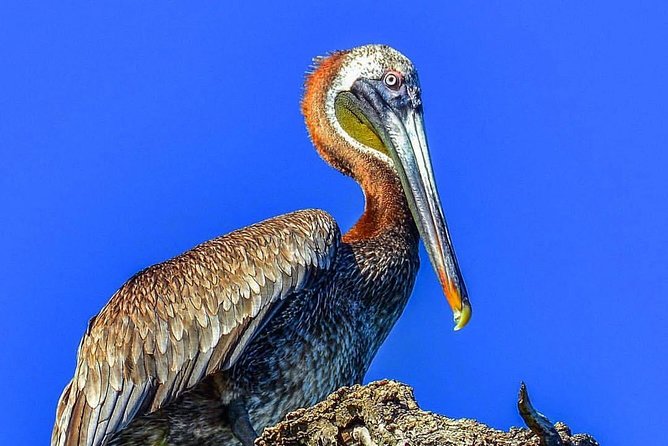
[517,382,563,446]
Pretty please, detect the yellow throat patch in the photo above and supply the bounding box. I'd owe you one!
[334,92,388,155]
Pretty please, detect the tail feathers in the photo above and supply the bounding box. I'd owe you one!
[52,380,73,446]
[52,376,157,446]
[52,380,98,446]
[51,380,118,446]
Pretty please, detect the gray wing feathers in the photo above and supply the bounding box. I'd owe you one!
[52,210,340,446]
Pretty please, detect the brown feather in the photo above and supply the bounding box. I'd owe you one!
[52,210,339,446]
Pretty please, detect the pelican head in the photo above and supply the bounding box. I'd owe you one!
[303,44,471,330]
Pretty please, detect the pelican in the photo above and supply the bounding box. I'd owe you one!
[52,44,471,446]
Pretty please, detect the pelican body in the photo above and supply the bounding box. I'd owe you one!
[52,45,471,446]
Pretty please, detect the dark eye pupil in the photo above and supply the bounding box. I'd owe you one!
[384,72,401,90]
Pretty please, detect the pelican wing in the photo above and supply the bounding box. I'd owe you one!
[52,209,340,446]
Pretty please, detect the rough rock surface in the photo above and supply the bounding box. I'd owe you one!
[256,380,599,446]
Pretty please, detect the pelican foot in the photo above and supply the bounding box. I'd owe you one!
[225,399,257,446]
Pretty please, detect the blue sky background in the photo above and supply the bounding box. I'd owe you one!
[1,2,666,445]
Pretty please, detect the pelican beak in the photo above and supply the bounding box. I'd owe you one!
[346,79,472,330]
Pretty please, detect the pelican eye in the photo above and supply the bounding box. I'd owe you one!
[383,71,403,91]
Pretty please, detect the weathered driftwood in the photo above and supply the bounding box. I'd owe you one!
[256,380,599,446]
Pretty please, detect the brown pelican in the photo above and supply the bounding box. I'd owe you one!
[52,44,471,446]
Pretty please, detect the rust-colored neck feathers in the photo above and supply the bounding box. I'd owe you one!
[302,53,414,243]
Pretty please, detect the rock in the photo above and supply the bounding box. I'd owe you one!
[256,380,599,446]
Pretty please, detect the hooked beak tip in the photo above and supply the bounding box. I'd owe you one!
[439,271,471,331]
[453,301,471,331]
